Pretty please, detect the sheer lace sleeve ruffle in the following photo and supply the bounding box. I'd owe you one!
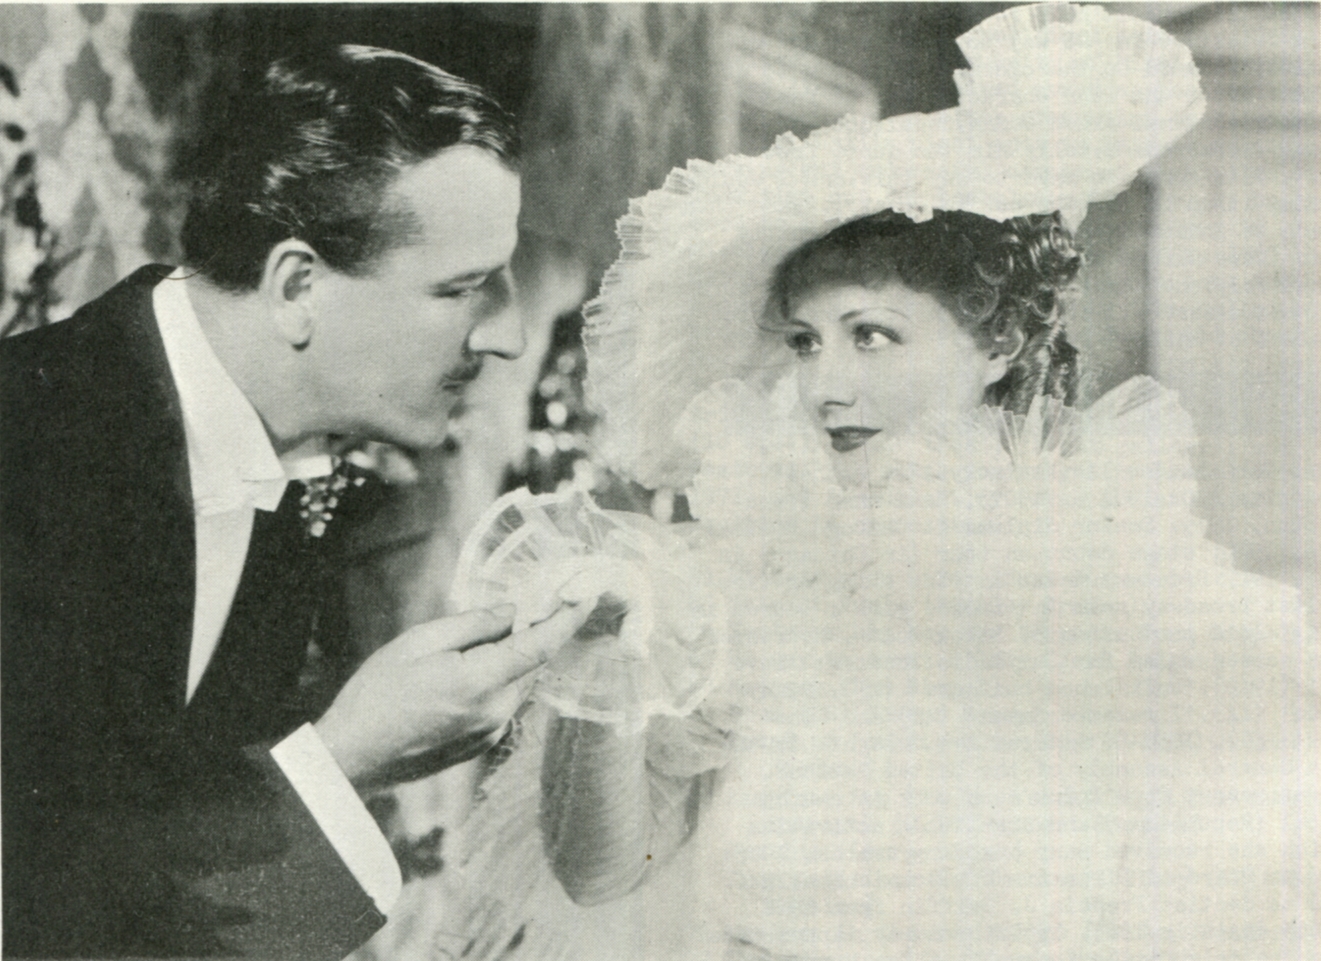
[452,488,728,734]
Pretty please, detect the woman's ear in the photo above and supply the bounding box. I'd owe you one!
[982,351,1011,387]
[261,240,318,349]
[984,327,1025,385]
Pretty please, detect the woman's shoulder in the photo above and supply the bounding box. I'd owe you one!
[1041,376,1210,545]
[874,376,1235,591]
[1074,375,1198,462]
[888,377,1203,514]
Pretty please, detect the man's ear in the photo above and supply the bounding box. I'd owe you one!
[261,240,318,349]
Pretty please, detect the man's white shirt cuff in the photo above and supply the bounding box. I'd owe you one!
[269,723,402,914]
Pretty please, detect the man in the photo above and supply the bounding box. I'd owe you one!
[1,46,593,959]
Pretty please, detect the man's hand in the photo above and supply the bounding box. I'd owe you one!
[314,600,595,787]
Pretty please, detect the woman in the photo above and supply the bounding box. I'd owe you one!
[372,5,1318,959]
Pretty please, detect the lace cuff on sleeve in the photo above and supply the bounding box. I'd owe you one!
[453,489,728,735]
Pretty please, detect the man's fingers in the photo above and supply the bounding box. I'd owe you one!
[464,599,598,689]
[401,605,516,659]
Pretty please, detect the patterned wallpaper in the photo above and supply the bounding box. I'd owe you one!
[1,4,177,323]
[1,3,542,324]
[518,3,717,280]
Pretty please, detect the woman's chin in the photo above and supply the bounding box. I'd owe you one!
[828,451,867,489]
[822,437,883,489]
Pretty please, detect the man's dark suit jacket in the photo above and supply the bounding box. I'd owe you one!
[2,266,388,958]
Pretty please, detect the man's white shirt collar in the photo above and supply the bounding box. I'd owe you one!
[153,269,334,515]
[153,269,334,702]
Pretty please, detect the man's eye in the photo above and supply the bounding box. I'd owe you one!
[434,274,493,299]
[785,331,820,357]
[437,285,481,300]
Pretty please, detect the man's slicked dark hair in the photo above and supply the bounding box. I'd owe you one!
[178,44,518,291]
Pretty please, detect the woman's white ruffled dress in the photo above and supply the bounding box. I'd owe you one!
[371,377,1318,961]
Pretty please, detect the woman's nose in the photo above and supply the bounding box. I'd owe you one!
[803,340,858,410]
[467,268,526,360]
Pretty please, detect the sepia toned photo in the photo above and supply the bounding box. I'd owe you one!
[2,3,1317,959]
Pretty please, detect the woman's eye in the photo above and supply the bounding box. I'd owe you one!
[854,326,898,350]
[785,331,821,357]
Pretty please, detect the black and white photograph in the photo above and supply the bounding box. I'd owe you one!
[2,3,1317,959]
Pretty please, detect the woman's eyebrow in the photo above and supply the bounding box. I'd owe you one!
[839,307,908,323]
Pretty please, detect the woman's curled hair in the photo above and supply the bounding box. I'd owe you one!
[769,210,1084,414]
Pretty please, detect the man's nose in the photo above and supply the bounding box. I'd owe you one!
[467,269,526,360]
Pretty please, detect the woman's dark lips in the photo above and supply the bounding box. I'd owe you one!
[826,427,881,452]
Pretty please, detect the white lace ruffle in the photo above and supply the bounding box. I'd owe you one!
[452,488,727,734]
[674,376,1317,959]
[951,3,1205,228]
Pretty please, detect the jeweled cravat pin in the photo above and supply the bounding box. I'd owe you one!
[297,458,366,537]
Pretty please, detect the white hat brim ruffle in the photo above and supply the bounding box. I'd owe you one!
[583,3,1205,490]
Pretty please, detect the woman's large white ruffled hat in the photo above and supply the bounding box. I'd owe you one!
[582,3,1205,490]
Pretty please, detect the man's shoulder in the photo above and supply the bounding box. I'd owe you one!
[3,264,172,361]
[2,264,175,394]
[2,263,184,486]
